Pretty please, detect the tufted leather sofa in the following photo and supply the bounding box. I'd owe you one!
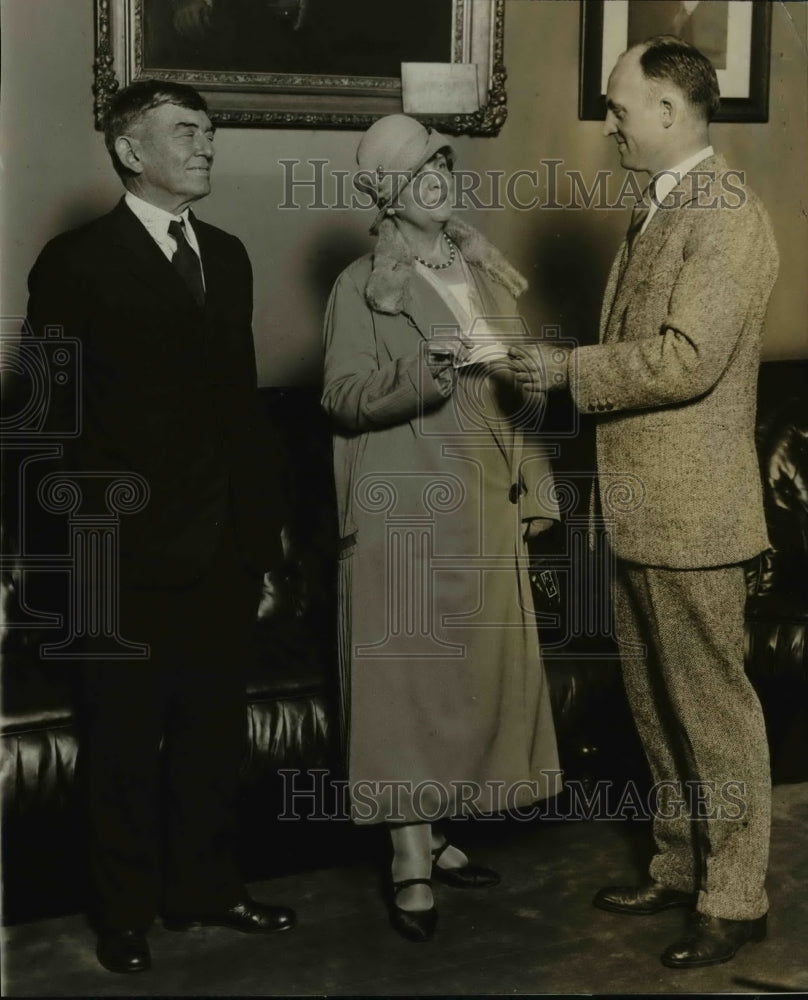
[0,388,340,923]
[744,360,808,783]
[1,361,806,923]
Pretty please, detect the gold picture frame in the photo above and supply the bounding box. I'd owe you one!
[94,0,508,135]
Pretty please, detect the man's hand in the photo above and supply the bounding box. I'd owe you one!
[460,340,517,387]
[507,343,571,394]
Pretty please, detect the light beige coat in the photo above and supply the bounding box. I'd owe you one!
[322,219,562,824]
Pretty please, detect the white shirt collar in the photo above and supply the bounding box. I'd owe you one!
[124,191,188,234]
[652,146,715,205]
[641,146,714,234]
[123,191,201,256]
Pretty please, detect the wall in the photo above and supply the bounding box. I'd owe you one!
[2,1,806,386]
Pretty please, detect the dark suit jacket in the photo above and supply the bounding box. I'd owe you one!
[25,198,283,586]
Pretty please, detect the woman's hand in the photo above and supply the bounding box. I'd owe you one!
[523,517,556,540]
[426,358,454,382]
[427,334,472,370]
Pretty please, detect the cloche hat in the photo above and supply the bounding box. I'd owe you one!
[356,114,455,235]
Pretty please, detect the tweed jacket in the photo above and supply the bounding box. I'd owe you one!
[569,154,779,568]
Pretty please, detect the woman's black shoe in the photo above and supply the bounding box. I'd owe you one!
[431,841,501,888]
[389,878,437,942]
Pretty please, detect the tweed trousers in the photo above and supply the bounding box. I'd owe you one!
[614,560,771,921]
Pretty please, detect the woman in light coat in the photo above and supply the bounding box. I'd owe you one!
[321,115,561,941]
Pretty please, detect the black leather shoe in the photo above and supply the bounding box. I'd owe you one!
[431,841,500,888]
[389,878,437,943]
[164,898,296,934]
[96,929,151,974]
[661,912,767,968]
[594,881,696,915]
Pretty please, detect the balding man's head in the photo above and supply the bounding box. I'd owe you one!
[604,36,718,174]
[634,35,721,123]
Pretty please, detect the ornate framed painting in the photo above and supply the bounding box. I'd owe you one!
[94,0,507,134]
[579,0,773,123]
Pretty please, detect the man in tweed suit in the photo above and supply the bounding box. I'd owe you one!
[510,37,777,967]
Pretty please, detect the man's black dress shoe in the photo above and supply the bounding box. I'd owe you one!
[164,898,296,934]
[96,929,151,974]
[389,878,437,943]
[661,912,767,968]
[593,881,696,915]
[431,842,500,888]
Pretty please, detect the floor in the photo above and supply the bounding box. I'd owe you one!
[2,783,807,997]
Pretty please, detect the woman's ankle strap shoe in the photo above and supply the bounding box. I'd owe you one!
[392,877,433,894]
[431,844,501,888]
[390,878,437,942]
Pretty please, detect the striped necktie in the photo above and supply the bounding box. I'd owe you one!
[168,219,205,306]
[626,180,657,254]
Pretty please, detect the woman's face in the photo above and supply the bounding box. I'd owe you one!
[393,152,454,230]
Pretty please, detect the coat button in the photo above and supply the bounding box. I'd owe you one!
[587,403,596,412]
[509,480,527,504]
[597,403,606,411]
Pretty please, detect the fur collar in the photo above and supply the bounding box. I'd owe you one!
[365,216,528,315]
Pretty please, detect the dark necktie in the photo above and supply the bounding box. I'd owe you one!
[626,180,657,254]
[168,219,205,306]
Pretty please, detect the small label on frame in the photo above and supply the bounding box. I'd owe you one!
[401,62,480,114]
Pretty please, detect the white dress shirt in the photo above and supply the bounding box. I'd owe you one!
[124,191,206,288]
[642,145,715,234]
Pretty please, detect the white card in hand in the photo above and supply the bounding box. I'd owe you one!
[455,340,509,368]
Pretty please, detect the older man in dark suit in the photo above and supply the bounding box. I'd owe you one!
[25,80,294,974]
[510,37,777,968]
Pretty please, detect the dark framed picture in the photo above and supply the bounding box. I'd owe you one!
[579,0,773,123]
[94,0,508,134]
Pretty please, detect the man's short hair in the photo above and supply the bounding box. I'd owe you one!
[103,79,209,178]
[639,35,721,122]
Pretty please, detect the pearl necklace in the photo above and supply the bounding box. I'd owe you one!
[414,234,456,270]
